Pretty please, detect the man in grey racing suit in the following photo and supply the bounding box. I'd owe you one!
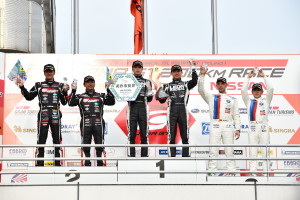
[198,67,240,174]
[241,69,273,173]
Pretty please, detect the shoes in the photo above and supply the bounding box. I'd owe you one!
[228,173,236,176]
[208,173,216,176]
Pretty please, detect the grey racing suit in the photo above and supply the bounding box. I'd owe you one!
[241,77,273,171]
[198,75,241,171]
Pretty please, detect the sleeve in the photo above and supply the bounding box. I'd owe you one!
[59,83,68,106]
[264,76,274,104]
[147,80,153,102]
[104,88,115,106]
[232,98,241,131]
[20,83,39,101]
[187,70,198,89]
[68,89,79,106]
[197,75,211,104]
[241,77,251,106]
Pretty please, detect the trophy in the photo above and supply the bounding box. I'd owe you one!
[71,79,77,89]
[63,77,68,89]
[201,62,208,70]
[156,87,169,100]
[146,81,153,97]
[189,58,196,72]
[254,66,259,74]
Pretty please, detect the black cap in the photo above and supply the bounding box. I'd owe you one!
[83,75,95,84]
[132,60,143,68]
[171,65,182,72]
[252,83,263,91]
[216,77,227,84]
[44,64,55,72]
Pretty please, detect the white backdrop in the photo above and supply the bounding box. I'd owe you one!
[1,54,300,175]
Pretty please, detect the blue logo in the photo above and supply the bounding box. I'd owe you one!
[159,149,181,155]
[202,122,210,135]
[191,108,200,113]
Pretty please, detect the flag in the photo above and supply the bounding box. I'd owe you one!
[131,0,143,54]
[7,60,27,85]
[106,66,112,82]
[150,65,163,90]
[11,174,27,183]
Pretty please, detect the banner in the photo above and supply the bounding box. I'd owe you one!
[1,54,300,176]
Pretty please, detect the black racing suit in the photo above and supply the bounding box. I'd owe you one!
[127,75,153,157]
[20,81,68,166]
[68,89,115,166]
[159,71,198,157]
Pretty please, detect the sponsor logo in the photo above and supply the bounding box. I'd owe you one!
[14,109,38,115]
[269,106,295,116]
[105,148,116,156]
[9,148,28,156]
[257,149,274,156]
[281,150,300,155]
[284,161,300,168]
[219,150,243,155]
[159,149,181,155]
[11,174,27,183]
[239,108,247,114]
[269,127,295,134]
[83,98,98,103]
[169,85,185,91]
[46,149,54,155]
[13,126,36,133]
[45,162,54,166]
[104,109,121,113]
[202,122,210,135]
[42,88,58,93]
[191,108,200,113]
[7,162,29,167]
[0,92,3,97]
[190,150,209,155]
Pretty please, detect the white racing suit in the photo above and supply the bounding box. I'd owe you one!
[198,75,241,171]
[241,77,273,171]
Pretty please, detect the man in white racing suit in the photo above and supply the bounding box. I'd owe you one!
[241,70,273,173]
[198,67,241,174]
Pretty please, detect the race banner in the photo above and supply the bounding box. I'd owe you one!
[1,54,299,181]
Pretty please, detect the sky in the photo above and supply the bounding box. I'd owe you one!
[55,0,300,54]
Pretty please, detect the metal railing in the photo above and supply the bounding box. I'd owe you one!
[0,144,299,175]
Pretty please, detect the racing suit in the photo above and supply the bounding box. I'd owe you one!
[68,89,115,166]
[127,75,153,157]
[241,77,273,171]
[20,81,68,166]
[158,71,198,157]
[198,75,241,171]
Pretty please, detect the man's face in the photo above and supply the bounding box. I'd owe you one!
[252,89,263,98]
[132,66,143,76]
[44,70,55,80]
[216,82,227,93]
[84,80,95,90]
[171,70,182,80]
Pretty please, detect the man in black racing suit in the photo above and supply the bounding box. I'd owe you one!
[157,64,198,157]
[127,60,153,157]
[68,75,115,166]
[17,64,69,166]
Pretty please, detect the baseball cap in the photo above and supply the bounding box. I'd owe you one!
[252,83,263,91]
[44,64,55,72]
[171,65,182,72]
[83,75,95,84]
[216,77,227,84]
[132,60,143,68]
